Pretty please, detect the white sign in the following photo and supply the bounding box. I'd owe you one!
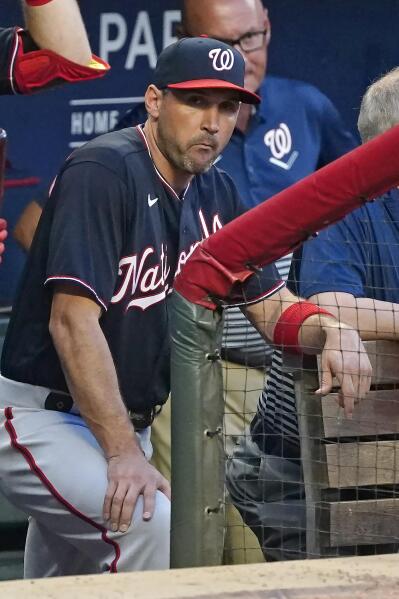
[99,10,181,68]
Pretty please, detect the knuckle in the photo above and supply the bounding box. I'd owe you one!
[144,484,156,497]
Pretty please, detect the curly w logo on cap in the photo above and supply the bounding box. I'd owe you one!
[152,37,260,105]
[208,48,235,71]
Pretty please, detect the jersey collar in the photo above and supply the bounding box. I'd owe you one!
[136,125,191,201]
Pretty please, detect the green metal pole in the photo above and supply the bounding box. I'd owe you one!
[170,291,224,568]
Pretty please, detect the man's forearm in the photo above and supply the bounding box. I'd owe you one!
[50,314,139,459]
[244,287,347,354]
[245,288,371,413]
[308,292,399,341]
[22,0,92,65]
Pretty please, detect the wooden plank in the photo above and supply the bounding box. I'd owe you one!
[1,555,399,598]
[318,340,399,388]
[365,340,399,385]
[326,498,399,546]
[326,441,399,487]
[322,390,399,438]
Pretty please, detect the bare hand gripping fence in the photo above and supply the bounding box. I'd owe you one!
[174,124,399,309]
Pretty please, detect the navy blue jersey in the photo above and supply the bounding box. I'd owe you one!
[1,126,283,412]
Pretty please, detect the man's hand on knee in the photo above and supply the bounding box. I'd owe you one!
[103,452,171,533]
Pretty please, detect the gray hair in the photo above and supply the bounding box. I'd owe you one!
[358,67,399,142]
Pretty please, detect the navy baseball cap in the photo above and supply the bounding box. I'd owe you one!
[153,37,260,105]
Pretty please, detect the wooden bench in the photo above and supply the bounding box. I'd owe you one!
[296,340,399,557]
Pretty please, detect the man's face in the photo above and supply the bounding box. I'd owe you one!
[182,0,270,93]
[156,89,240,175]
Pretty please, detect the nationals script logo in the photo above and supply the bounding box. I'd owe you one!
[111,244,170,311]
[111,209,223,311]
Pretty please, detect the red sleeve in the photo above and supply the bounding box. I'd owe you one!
[13,29,109,95]
[174,124,399,310]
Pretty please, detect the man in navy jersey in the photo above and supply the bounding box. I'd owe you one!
[226,67,399,561]
[0,37,371,578]
[115,1,358,560]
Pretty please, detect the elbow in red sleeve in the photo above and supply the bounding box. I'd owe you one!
[173,245,254,310]
[13,32,110,94]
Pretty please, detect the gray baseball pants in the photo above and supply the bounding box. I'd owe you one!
[0,375,170,577]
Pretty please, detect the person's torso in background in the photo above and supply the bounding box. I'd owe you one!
[298,188,399,304]
[217,75,356,208]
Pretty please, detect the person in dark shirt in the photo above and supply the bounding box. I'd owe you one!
[115,1,357,562]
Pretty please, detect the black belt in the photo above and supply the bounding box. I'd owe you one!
[45,391,162,431]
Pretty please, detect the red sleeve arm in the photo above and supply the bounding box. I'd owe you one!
[174,124,399,310]
[13,29,109,95]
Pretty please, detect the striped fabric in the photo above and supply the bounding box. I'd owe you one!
[257,350,299,445]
